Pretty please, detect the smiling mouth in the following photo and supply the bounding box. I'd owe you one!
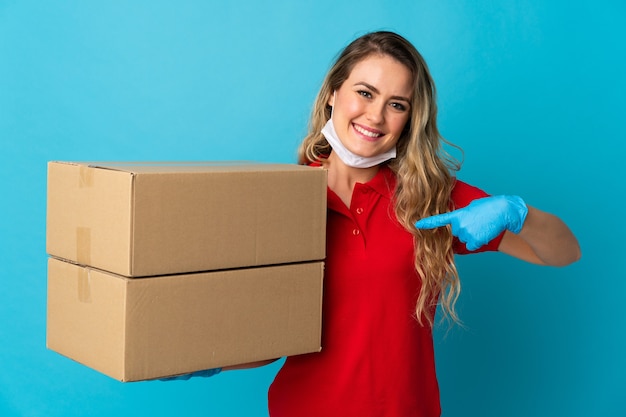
[353,123,383,139]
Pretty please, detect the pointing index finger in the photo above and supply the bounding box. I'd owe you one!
[414,212,454,229]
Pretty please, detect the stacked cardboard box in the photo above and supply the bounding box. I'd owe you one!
[46,161,327,382]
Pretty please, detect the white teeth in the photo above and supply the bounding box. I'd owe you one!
[354,124,382,138]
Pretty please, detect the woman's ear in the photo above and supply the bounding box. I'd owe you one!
[327,90,336,107]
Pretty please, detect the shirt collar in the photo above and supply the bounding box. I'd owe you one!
[357,164,396,199]
[308,159,397,203]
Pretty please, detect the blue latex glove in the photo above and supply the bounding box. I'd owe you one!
[159,368,222,381]
[414,195,528,251]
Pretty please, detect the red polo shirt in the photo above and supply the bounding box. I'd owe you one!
[268,165,503,417]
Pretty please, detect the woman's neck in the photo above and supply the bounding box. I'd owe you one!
[324,152,380,208]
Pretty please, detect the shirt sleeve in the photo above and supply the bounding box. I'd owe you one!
[450,179,505,254]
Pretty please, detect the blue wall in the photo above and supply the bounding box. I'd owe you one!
[1,1,624,416]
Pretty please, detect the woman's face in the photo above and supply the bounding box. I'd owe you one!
[328,54,413,159]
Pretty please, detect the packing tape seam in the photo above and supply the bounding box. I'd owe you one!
[79,165,94,188]
[77,266,92,303]
[76,227,92,266]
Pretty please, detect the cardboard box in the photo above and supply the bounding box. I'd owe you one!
[47,257,324,382]
[46,161,327,277]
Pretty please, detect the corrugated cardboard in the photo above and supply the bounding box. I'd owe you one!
[47,257,324,382]
[46,161,327,277]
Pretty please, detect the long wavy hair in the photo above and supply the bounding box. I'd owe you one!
[298,31,463,326]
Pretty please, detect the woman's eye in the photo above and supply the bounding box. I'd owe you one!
[390,102,407,112]
[357,90,372,98]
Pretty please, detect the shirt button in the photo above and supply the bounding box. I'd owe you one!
[352,229,360,236]
[356,207,364,215]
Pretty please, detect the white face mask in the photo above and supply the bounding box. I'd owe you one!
[320,92,397,169]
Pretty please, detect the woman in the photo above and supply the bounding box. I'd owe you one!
[266,31,580,416]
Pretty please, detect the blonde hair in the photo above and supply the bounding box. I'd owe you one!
[299,31,463,326]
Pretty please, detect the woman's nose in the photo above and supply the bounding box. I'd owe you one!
[366,102,385,124]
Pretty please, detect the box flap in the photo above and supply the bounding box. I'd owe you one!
[47,258,129,380]
[47,162,135,275]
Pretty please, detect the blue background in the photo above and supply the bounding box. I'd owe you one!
[1,1,624,416]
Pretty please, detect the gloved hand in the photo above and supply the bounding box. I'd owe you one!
[159,368,222,381]
[414,195,528,251]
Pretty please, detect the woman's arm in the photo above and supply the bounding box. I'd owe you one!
[498,206,581,266]
[415,195,581,266]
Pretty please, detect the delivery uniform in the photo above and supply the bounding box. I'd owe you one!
[268,165,503,417]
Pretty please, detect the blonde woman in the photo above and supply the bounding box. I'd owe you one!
[267,31,580,416]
